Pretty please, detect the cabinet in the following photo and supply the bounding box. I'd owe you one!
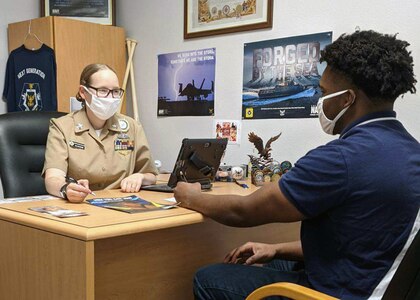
[7,17,126,113]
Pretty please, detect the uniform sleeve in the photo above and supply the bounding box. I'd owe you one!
[42,118,69,176]
[134,122,159,175]
[279,144,349,218]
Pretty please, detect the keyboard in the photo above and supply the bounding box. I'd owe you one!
[141,181,213,193]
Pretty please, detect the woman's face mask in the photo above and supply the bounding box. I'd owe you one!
[317,89,353,135]
[83,86,121,120]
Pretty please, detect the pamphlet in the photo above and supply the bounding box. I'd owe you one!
[86,195,179,213]
[0,195,55,204]
[29,206,88,218]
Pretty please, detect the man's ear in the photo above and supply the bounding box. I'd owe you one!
[345,89,357,106]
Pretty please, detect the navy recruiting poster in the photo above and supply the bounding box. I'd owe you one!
[158,48,216,117]
[242,32,332,119]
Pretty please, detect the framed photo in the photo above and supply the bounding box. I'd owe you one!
[41,0,116,26]
[184,0,273,39]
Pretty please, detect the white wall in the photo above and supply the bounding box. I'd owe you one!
[116,0,420,172]
[0,1,40,198]
[0,1,419,197]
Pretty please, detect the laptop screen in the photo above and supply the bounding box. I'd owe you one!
[167,138,228,188]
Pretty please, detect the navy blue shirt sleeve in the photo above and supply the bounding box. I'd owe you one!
[3,54,15,111]
[279,144,349,217]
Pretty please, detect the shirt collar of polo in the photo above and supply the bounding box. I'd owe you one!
[339,110,397,138]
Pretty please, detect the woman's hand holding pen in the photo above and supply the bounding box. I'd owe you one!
[66,179,93,203]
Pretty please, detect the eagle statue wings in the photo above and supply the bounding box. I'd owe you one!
[248,132,282,160]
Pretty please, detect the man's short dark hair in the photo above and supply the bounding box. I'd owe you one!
[320,30,416,102]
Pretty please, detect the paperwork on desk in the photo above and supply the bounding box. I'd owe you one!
[86,195,180,213]
[0,195,55,204]
[29,206,88,218]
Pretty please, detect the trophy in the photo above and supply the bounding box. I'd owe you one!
[248,132,291,186]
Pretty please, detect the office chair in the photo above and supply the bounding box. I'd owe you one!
[0,111,66,198]
[246,229,420,300]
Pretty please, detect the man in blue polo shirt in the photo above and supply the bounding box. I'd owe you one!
[174,30,419,300]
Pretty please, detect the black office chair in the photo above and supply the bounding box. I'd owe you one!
[246,229,420,300]
[0,111,66,198]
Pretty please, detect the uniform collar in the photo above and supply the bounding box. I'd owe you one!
[73,109,125,133]
[339,110,397,138]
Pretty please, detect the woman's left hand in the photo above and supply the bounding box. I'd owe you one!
[121,173,144,192]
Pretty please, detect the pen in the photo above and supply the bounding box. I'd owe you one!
[179,170,188,183]
[65,176,96,196]
[234,179,249,189]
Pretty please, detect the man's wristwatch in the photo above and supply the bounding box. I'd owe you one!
[59,182,70,200]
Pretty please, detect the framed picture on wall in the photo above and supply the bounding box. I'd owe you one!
[41,0,116,26]
[184,0,273,39]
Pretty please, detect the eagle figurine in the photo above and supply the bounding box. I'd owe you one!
[248,132,282,160]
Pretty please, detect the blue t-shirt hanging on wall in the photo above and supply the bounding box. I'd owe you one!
[2,44,57,112]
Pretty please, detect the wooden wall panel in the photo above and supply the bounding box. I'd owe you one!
[7,17,54,53]
[7,17,126,113]
[53,17,126,112]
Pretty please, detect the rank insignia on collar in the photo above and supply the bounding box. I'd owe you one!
[69,140,85,150]
[76,123,83,130]
[118,119,129,132]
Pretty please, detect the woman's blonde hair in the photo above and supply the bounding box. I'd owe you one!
[75,63,116,102]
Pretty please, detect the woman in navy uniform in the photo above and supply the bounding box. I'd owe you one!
[43,64,158,203]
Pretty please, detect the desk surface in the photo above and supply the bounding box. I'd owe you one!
[0,177,259,241]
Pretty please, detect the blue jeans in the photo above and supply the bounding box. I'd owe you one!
[193,260,310,300]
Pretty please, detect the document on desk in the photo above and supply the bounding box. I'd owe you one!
[86,195,179,213]
[29,206,89,218]
[0,195,55,204]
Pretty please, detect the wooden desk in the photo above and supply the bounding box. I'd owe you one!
[0,180,300,300]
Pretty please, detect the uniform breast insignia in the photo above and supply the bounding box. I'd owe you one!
[118,119,129,132]
[69,140,85,150]
[114,136,134,154]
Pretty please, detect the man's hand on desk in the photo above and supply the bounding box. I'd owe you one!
[173,182,202,208]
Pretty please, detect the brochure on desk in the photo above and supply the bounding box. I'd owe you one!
[86,195,179,213]
[29,206,88,218]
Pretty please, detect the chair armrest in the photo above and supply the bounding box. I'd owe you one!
[246,282,339,300]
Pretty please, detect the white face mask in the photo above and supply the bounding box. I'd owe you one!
[317,89,352,135]
[83,86,121,120]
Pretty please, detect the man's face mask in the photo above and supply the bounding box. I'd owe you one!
[83,86,121,120]
[317,89,353,135]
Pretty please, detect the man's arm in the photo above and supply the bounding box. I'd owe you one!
[173,181,305,227]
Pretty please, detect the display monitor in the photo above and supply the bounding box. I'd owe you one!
[142,138,228,192]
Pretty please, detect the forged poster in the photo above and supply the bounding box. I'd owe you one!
[158,48,216,117]
[242,32,332,119]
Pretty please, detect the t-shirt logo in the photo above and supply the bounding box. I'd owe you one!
[20,83,42,111]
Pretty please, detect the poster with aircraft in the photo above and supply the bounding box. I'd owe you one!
[242,32,332,119]
[158,48,216,116]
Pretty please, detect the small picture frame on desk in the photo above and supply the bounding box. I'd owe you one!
[184,0,273,39]
[41,0,116,26]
